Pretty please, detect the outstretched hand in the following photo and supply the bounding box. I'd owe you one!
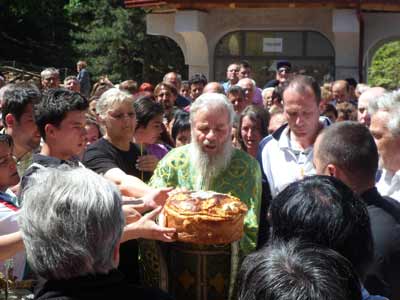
[122,204,142,224]
[142,187,174,209]
[123,207,176,243]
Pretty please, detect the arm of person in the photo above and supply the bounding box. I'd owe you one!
[0,232,24,261]
[120,207,176,243]
[104,167,152,198]
[121,186,173,215]
[240,159,263,256]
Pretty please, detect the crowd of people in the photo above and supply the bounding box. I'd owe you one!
[0,58,399,300]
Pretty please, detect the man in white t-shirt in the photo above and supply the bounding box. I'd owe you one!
[257,75,330,247]
[259,75,329,198]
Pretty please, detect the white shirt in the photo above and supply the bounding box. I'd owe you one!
[377,168,400,202]
[259,117,330,198]
[260,125,316,197]
[0,208,25,280]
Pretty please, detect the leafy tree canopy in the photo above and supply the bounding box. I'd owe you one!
[65,0,186,83]
[368,40,400,90]
[1,0,187,83]
[0,0,74,70]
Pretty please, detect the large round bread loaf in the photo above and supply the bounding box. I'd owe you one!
[164,191,248,244]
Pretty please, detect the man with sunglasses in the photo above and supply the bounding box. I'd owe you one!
[264,60,292,89]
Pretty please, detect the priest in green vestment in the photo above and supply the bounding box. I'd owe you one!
[144,93,261,300]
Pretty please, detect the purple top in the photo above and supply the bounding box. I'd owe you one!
[253,87,264,106]
[146,144,170,160]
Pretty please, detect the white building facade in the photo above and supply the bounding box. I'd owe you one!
[126,1,400,84]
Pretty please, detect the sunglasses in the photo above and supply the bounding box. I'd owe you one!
[278,67,290,74]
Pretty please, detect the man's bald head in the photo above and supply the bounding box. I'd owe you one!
[237,78,255,107]
[163,72,182,90]
[357,87,385,127]
[332,80,350,104]
[203,82,225,94]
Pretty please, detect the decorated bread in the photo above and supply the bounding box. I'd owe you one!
[164,191,248,244]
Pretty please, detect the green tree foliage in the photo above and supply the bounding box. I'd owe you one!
[66,0,187,83]
[0,0,74,70]
[368,40,400,90]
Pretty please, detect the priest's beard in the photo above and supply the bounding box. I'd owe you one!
[190,135,234,190]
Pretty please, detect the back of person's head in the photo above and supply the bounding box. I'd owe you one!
[63,76,78,84]
[316,121,378,191]
[345,77,358,88]
[138,82,154,93]
[2,83,41,128]
[40,67,59,79]
[203,82,225,94]
[91,77,114,98]
[227,85,245,98]
[119,80,138,95]
[134,95,164,129]
[19,166,124,280]
[269,175,373,280]
[35,88,88,140]
[282,75,321,105]
[189,73,208,87]
[238,239,362,300]
[272,85,283,103]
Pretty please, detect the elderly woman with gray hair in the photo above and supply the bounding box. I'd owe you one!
[82,88,176,283]
[19,167,173,300]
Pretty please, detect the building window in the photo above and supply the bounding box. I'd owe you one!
[215,31,335,87]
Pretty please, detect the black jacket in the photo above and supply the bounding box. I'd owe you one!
[34,269,173,300]
[362,187,400,299]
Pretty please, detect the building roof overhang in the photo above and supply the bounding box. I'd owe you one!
[124,0,400,12]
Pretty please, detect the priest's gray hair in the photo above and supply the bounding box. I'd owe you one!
[369,90,400,136]
[18,166,124,280]
[190,92,235,126]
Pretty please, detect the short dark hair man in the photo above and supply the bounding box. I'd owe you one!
[2,84,41,175]
[23,88,175,284]
[313,121,400,299]
[238,239,362,300]
[269,175,374,282]
[189,73,207,101]
[227,85,246,114]
[163,72,191,108]
[257,75,329,247]
[21,88,88,191]
[258,75,326,198]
